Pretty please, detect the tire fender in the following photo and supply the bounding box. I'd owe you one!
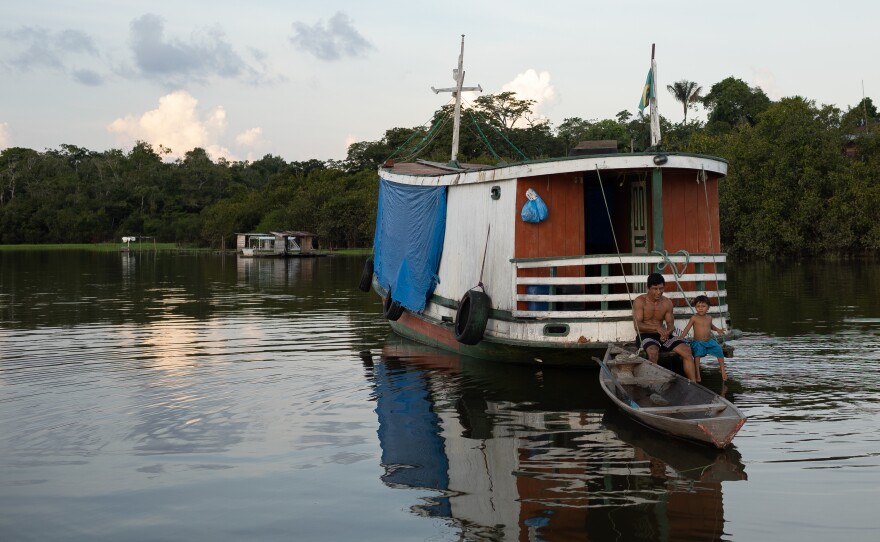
[358,257,374,292]
[383,289,404,321]
[454,289,491,345]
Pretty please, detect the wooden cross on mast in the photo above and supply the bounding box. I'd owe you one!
[431,35,482,165]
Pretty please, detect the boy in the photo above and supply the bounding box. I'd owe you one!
[677,295,728,381]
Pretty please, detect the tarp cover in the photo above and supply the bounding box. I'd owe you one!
[373,178,447,312]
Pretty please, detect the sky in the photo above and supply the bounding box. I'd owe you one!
[2,1,878,163]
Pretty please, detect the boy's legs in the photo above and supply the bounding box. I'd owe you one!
[694,356,702,382]
[718,357,727,381]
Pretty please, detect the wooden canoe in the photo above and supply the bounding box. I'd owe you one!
[596,345,746,449]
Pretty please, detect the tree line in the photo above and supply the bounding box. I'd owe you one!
[1,76,878,256]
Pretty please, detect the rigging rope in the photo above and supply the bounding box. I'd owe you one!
[387,96,531,164]
[595,165,641,346]
[651,249,694,313]
[464,103,530,161]
[397,114,451,162]
[467,110,501,160]
[699,166,724,327]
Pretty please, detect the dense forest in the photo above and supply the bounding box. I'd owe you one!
[1,76,878,257]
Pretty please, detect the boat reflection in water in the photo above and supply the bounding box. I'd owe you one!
[367,336,746,541]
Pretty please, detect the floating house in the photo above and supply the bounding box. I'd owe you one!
[361,38,735,366]
[236,231,316,257]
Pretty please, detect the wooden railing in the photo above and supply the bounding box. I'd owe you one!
[511,253,727,319]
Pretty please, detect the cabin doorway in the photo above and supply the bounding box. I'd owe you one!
[630,177,649,292]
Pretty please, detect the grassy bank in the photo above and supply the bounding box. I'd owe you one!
[327,248,372,256]
[0,243,184,252]
[0,244,373,255]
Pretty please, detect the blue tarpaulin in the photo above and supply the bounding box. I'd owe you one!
[373,178,447,312]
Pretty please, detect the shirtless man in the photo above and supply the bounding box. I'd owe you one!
[632,272,697,381]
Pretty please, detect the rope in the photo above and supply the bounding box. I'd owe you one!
[465,104,529,161]
[385,124,425,161]
[595,165,641,346]
[652,249,694,313]
[397,114,451,162]
[467,110,502,160]
[698,167,723,318]
[477,225,490,290]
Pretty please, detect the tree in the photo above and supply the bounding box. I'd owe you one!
[472,92,536,132]
[841,97,878,132]
[702,77,771,133]
[555,117,593,155]
[666,80,703,124]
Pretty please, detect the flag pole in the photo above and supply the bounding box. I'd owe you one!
[649,44,661,148]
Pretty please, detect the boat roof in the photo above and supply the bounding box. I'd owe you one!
[379,152,728,187]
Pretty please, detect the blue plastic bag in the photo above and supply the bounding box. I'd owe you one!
[520,188,548,223]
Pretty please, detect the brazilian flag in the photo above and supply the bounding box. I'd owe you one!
[638,68,655,112]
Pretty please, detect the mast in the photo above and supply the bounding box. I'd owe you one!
[431,35,482,165]
[649,44,661,148]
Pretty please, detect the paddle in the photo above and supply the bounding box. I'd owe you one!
[594,356,640,409]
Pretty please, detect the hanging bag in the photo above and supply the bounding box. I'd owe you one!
[520,188,548,223]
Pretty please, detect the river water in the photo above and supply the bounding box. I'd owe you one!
[0,252,877,541]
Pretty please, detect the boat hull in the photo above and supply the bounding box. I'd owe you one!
[597,346,746,448]
[389,309,609,366]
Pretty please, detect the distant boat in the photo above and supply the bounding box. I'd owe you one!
[596,345,746,448]
[364,37,734,366]
[236,231,318,258]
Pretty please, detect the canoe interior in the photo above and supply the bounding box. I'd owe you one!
[600,346,746,448]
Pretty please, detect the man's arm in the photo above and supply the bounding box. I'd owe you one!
[662,299,675,338]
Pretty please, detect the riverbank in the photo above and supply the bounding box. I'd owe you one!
[0,243,373,255]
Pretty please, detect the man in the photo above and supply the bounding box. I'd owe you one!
[632,272,696,381]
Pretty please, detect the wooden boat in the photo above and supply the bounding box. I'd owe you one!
[364,37,735,366]
[596,345,745,448]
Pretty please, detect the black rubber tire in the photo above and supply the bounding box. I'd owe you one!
[358,257,374,292]
[454,289,491,345]
[383,290,404,321]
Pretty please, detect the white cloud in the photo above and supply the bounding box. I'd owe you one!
[235,127,269,162]
[235,127,263,146]
[0,123,9,150]
[107,90,234,161]
[502,69,558,121]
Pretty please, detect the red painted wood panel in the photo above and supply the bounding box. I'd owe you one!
[514,174,585,310]
[661,169,723,299]
[514,173,585,264]
[661,168,721,253]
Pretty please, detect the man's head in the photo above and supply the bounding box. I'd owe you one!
[646,272,665,300]
[647,273,665,288]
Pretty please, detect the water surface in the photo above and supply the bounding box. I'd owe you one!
[0,252,877,541]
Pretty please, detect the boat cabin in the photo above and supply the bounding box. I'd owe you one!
[373,151,729,362]
[237,231,316,257]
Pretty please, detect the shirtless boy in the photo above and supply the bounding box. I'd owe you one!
[678,295,728,381]
[632,273,696,381]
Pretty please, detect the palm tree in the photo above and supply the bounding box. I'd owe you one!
[666,80,703,124]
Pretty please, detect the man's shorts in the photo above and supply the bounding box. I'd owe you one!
[637,330,686,352]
